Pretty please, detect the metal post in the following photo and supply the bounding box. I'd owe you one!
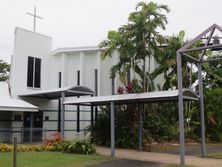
[110,101,115,157]
[95,107,98,124]
[95,69,98,124]
[61,92,65,137]
[58,99,61,132]
[29,113,33,144]
[177,52,185,165]
[58,72,62,132]
[198,63,206,157]
[112,78,115,95]
[13,137,17,167]
[77,70,80,133]
[138,104,142,151]
[44,128,46,141]
[91,103,94,128]
[77,104,80,133]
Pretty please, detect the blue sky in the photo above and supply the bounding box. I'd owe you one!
[0,0,221,62]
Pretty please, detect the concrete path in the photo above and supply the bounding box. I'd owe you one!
[96,146,222,167]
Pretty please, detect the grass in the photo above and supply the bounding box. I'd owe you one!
[0,152,114,167]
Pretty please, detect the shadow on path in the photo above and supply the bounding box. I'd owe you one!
[89,158,162,167]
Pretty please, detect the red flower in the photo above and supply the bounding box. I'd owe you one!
[117,87,124,94]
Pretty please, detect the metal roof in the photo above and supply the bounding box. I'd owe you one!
[64,89,199,106]
[19,86,94,99]
[0,82,38,112]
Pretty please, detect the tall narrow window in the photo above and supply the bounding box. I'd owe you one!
[77,70,80,86]
[58,72,62,88]
[27,57,34,87]
[27,56,41,88]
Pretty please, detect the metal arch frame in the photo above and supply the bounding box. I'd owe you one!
[177,24,222,165]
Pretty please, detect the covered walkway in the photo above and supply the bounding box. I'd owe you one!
[64,89,199,161]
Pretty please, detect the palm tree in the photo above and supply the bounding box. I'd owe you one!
[99,1,169,91]
[152,31,185,90]
[99,29,136,85]
[126,1,170,91]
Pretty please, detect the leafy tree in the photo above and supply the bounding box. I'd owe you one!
[204,88,222,141]
[0,59,10,81]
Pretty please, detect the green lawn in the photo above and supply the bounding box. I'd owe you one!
[0,152,114,167]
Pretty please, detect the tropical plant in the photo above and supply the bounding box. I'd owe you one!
[66,140,96,154]
[86,82,142,148]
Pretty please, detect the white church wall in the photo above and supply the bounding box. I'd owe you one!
[10,27,52,98]
[65,53,81,86]
[50,54,62,88]
[99,50,120,95]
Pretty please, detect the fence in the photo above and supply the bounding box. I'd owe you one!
[0,128,55,144]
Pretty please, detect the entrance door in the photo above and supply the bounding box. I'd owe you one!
[23,112,43,143]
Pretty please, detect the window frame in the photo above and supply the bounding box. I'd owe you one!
[27,56,41,88]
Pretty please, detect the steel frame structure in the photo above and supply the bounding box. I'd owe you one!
[177,24,222,165]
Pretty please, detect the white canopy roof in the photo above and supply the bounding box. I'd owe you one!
[64,89,199,106]
[19,86,94,99]
[0,82,38,112]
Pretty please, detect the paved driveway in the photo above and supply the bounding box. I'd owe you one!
[96,146,222,167]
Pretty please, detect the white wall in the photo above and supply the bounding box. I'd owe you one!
[10,27,52,98]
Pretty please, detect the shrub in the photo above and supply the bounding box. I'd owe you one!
[66,140,96,154]
[45,132,63,146]
[0,144,13,152]
[0,144,43,152]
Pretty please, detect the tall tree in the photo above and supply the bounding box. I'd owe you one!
[0,59,10,81]
[99,1,170,91]
[126,1,170,91]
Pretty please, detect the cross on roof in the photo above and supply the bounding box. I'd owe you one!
[26,6,43,32]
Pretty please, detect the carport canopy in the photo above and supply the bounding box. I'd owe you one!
[64,89,199,106]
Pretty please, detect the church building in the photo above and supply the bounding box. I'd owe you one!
[0,27,160,143]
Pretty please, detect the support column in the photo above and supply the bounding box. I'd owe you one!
[110,101,115,157]
[77,104,80,133]
[29,113,33,144]
[91,103,94,128]
[198,63,206,157]
[58,72,62,132]
[95,69,98,124]
[177,52,185,165]
[61,92,65,137]
[77,71,80,133]
[112,78,115,95]
[138,104,142,151]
